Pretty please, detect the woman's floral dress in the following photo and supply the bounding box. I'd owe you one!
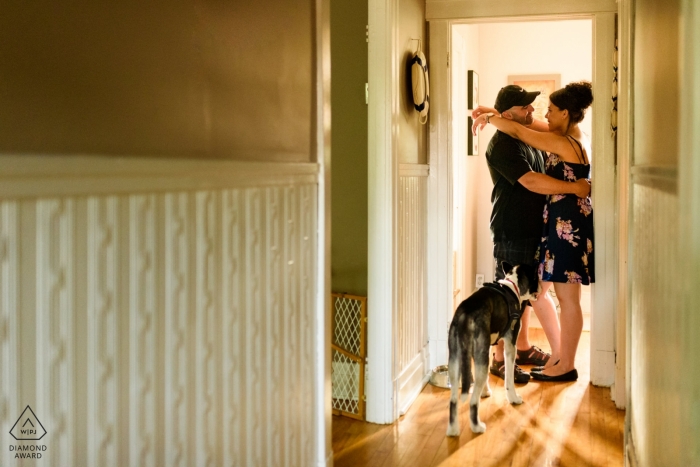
[536,148,595,285]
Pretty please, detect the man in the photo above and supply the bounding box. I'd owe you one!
[474,85,590,383]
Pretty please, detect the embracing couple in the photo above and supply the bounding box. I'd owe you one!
[473,82,595,383]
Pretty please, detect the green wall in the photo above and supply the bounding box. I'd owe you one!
[0,0,312,161]
[330,0,368,296]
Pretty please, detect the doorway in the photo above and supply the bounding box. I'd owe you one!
[451,19,594,331]
[364,0,621,424]
[426,10,619,398]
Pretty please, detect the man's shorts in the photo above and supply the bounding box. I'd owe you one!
[493,237,539,281]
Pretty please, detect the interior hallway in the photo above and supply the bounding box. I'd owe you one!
[332,330,624,466]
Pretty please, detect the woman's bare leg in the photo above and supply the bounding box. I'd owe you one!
[494,307,532,361]
[516,306,532,351]
[530,281,561,368]
[538,282,582,376]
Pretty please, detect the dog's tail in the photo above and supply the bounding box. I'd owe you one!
[447,316,461,436]
[447,317,474,400]
[447,310,473,436]
[459,318,473,402]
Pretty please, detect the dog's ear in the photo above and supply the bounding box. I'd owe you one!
[501,261,514,276]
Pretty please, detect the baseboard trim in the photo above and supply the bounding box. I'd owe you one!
[398,374,430,417]
[397,346,431,416]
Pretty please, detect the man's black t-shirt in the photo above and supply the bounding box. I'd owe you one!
[486,130,546,242]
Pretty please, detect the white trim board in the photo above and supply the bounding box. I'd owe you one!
[426,18,454,382]
[399,163,429,177]
[313,0,333,462]
[426,0,617,20]
[397,345,431,416]
[366,0,400,425]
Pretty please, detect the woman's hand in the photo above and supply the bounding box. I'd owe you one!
[471,106,497,119]
[472,114,488,135]
[573,178,591,198]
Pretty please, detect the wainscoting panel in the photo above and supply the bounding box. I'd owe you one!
[36,198,77,467]
[0,202,19,467]
[629,178,680,466]
[397,167,429,414]
[0,157,318,467]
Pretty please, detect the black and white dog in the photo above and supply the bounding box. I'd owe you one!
[445,263,540,436]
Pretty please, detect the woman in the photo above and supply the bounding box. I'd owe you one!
[472,81,594,382]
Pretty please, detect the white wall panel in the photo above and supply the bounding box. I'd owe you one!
[397,171,429,414]
[282,188,299,466]
[300,185,315,461]
[87,196,119,467]
[129,194,159,467]
[36,198,76,467]
[0,157,319,467]
[194,190,221,467]
[221,189,242,466]
[0,202,19,467]
[163,192,192,467]
[629,180,680,465]
[244,188,264,466]
[265,188,283,466]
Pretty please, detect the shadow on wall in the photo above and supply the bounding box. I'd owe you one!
[403,50,417,115]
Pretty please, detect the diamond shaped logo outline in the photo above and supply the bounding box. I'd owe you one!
[10,405,47,441]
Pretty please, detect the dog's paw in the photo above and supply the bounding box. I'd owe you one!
[446,424,460,437]
[507,393,523,405]
[481,386,491,398]
[470,422,486,434]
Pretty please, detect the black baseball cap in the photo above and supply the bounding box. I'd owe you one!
[494,85,540,113]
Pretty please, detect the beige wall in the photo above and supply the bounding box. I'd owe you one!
[0,0,312,162]
[330,0,368,296]
[633,0,679,166]
[398,0,428,164]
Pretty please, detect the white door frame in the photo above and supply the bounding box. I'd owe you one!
[366,0,623,424]
[366,0,400,424]
[424,1,620,392]
[616,0,633,411]
[314,0,333,461]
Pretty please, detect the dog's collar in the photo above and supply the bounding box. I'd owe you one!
[499,278,520,299]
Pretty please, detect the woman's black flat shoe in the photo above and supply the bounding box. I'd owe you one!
[531,368,578,382]
[531,360,560,373]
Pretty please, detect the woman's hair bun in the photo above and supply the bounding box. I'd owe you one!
[550,80,593,124]
[564,81,594,110]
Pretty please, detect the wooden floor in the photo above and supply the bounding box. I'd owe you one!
[332,330,624,467]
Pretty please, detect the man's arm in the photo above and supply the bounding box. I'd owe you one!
[471,106,550,132]
[524,119,550,132]
[519,172,591,197]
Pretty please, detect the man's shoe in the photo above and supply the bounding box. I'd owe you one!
[490,357,530,384]
[516,345,551,366]
[531,368,578,382]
